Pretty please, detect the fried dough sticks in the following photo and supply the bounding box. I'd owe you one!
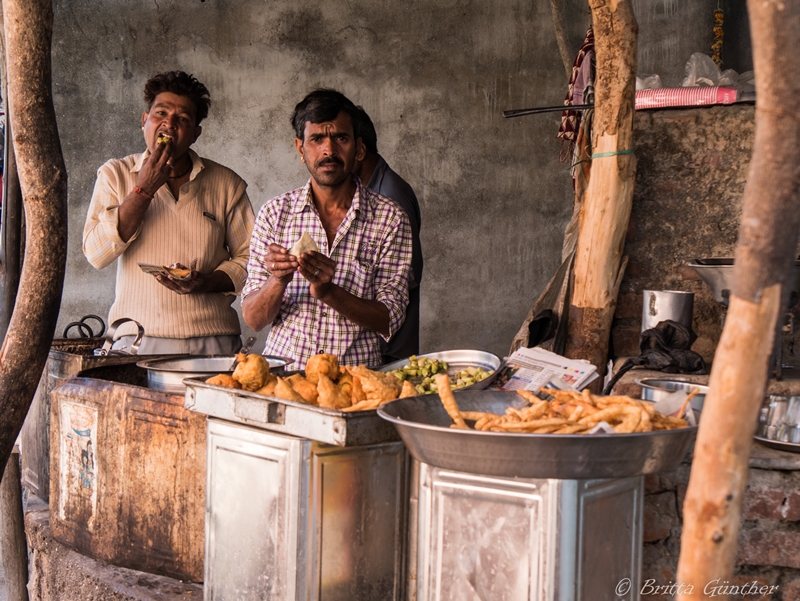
[436,387,690,434]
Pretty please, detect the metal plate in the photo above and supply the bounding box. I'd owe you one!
[377,390,697,479]
[138,355,293,393]
[184,377,399,447]
[379,349,501,391]
[753,436,800,454]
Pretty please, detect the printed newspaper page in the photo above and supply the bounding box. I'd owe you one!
[492,347,598,391]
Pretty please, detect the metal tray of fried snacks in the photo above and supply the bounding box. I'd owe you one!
[183,377,400,447]
[377,390,697,479]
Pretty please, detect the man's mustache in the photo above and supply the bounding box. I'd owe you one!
[316,157,344,168]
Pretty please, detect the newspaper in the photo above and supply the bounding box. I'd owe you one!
[491,347,598,392]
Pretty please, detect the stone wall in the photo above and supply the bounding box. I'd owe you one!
[613,105,757,363]
[642,447,800,600]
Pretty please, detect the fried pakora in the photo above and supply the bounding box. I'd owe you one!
[305,353,340,384]
[233,353,272,391]
[317,374,352,409]
[205,374,241,389]
[290,376,319,404]
[273,376,309,404]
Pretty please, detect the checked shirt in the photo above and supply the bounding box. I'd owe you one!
[243,176,412,369]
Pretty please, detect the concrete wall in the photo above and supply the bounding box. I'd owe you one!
[48,0,747,359]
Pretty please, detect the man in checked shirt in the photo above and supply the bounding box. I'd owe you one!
[242,89,413,369]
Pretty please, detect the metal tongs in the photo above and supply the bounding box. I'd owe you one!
[93,317,145,356]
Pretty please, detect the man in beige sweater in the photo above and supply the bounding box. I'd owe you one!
[83,71,254,354]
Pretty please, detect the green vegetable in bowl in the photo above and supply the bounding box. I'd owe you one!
[389,356,493,394]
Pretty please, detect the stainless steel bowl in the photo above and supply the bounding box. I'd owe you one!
[138,355,293,394]
[379,349,501,391]
[637,378,708,412]
[378,390,697,479]
[755,394,800,453]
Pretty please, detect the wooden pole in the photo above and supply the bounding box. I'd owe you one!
[1,450,29,601]
[0,0,67,475]
[564,0,637,385]
[676,2,800,596]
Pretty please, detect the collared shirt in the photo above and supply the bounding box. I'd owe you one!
[243,176,412,369]
[83,149,254,339]
[366,155,423,361]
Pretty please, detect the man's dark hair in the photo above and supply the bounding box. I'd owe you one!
[143,71,211,125]
[354,106,378,154]
[291,89,361,142]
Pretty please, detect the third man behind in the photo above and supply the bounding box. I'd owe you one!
[353,108,423,363]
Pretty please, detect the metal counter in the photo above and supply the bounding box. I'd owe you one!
[410,462,643,601]
[204,420,408,601]
[184,380,409,601]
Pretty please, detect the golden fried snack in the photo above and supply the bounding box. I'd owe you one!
[157,133,172,144]
[273,376,308,404]
[233,353,272,391]
[435,373,468,429]
[206,374,241,389]
[399,380,417,398]
[337,371,354,397]
[305,354,340,384]
[317,374,351,409]
[348,365,402,402]
[350,373,367,403]
[290,376,319,404]
[516,389,541,404]
[256,378,278,397]
[468,388,689,434]
[166,266,191,279]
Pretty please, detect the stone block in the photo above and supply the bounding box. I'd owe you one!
[644,491,679,542]
[737,524,800,569]
[742,469,800,521]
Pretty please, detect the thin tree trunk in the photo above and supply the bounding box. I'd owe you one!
[0,0,67,476]
[564,0,637,385]
[1,450,29,601]
[550,0,573,80]
[676,2,800,596]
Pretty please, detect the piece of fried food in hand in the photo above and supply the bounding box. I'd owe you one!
[435,373,468,429]
[273,376,309,404]
[305,354,340,384]
[317,374,352,409]
[348,365,402,402]
[206,374,241,389]
[290,376,319,404]
[399,380,417,398]
[233,353,272,391]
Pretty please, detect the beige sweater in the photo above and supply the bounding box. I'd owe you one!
[83,150,254,339]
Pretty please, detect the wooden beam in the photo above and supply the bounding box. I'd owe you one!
[676,1,800,595]
[564,0,637,384]
[0,0,67,475]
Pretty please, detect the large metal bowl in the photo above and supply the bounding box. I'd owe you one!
[379,349,501,391]
[378,390,697,479]
[637,378,708,412]
[688,258,800,306]
[138,355,293,394]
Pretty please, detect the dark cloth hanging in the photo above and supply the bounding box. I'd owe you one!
[558,28,594,162]
[602,320,707,395]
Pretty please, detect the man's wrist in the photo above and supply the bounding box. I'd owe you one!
[132,185,154,200]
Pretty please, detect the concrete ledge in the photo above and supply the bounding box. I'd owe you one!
[24,496,202,601]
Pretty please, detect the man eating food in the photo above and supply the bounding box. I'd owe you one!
[83,70,255,354]
[242,89,412,369]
